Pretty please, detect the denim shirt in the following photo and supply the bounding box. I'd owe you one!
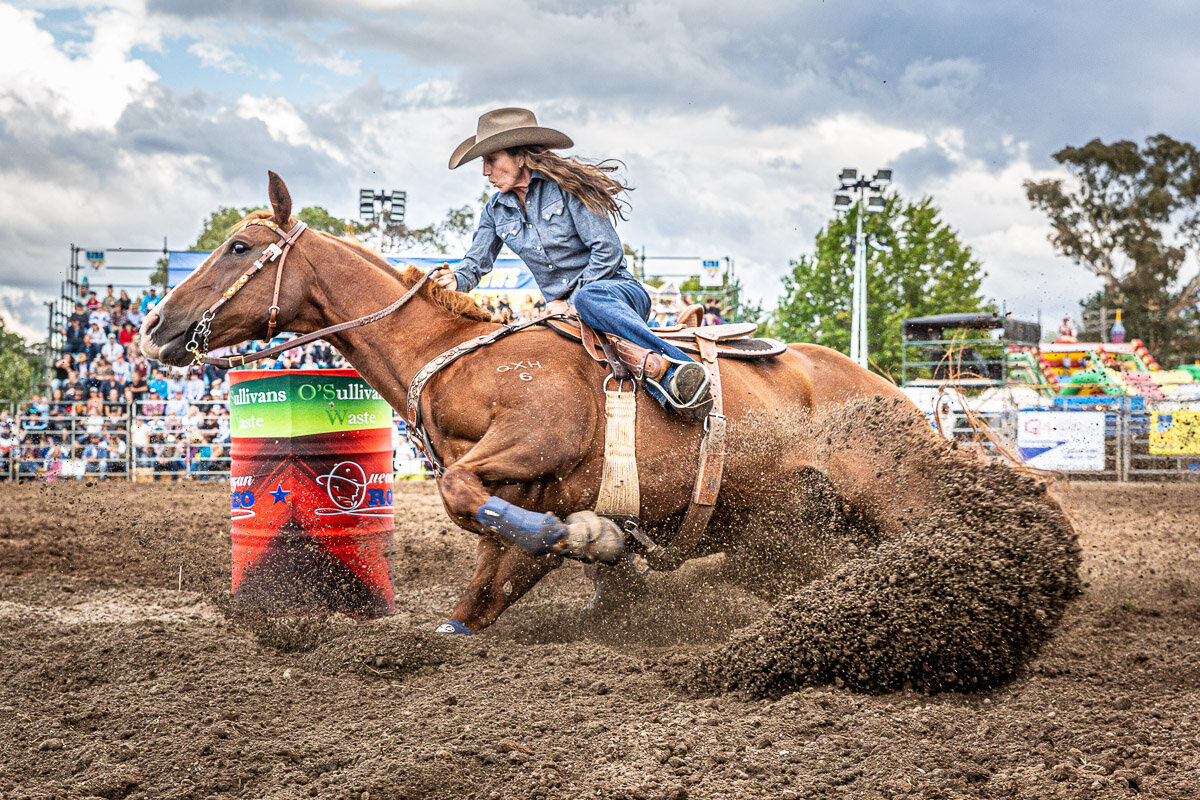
[453,170,635,302]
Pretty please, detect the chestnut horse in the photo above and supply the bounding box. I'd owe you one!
[141,173,935,634]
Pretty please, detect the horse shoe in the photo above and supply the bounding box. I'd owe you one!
[557,511,624,565]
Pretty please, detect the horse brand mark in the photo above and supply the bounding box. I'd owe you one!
[497,360,541,381]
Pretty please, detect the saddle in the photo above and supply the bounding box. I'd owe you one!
[546,306,786,383]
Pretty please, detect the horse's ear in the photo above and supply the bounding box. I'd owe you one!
[268,171,292,228]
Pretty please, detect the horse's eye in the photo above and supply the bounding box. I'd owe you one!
[230,241,250,256]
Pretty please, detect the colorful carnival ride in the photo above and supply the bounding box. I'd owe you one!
[1036,340,1200,402]
[900,312,1200,407]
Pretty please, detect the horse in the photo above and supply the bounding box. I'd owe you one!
[141,172,941,635]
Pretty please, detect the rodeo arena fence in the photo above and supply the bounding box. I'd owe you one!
[900,313,1200,482]
[6,389,1198,484]
[0,397,432,483]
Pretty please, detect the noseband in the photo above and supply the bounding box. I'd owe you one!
[184,217,429,369]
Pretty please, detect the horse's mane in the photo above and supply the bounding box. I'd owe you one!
[231,210,493,323]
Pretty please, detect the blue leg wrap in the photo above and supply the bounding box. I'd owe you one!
[476,496,566,557]
[435,620,473,635]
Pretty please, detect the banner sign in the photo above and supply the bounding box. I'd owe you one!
[1150,410,1200,455]
[1017,411,1105,471]
[700,259,723,287]
[167,251,536,295]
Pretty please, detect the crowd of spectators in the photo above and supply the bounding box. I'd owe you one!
[2,279,731,481]
[4,281,360,481]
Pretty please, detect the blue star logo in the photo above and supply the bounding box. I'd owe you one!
[269,483,290,504]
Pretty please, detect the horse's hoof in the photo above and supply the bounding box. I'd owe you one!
[435,620,473,635]
[561,511,625,564]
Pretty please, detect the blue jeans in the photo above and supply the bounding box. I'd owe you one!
[573,279,696,406]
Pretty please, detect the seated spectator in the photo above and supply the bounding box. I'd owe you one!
[101,332,124,363]
[165,370,184,399]
[128,369,148,401]
[85,290,100,311]
[141,388,166,417]
[117,322,136,347]
[184,369,205,402]
[98,371,121,400]
[89,305,110,331]
[102,284,118,312]
[112,354,132,383]
[140,287,161,314]
[68,302,89,330]
[82,333,102,361]
[166,389,189,419]
[45,406,67,436]
[63,318,86,354]
[51,356,72,392]
[147,368,168,401]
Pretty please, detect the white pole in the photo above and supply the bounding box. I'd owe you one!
[858,212,868,369]
[850,199,866,367]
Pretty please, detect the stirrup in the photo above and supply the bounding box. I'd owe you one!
[645,356,711,411]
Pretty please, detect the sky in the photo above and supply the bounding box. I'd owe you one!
[2,0,1199,342]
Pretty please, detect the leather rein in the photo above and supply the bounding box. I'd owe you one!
[185,218,430,369]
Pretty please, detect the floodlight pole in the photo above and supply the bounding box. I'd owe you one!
[834,168,891,370]
[851,207,866,366]
[359,188,406,253]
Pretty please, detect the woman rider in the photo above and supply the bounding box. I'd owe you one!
[430,107,713,421]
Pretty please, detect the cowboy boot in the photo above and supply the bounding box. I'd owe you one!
[668,362,714,422]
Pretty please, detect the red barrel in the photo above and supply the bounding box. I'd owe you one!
[228,369,394,616]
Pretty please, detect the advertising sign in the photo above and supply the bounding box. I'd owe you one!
[699,259,724,287]
[1017,411,1105,471]
[229,369,395,616]
[1150,410,1200,455]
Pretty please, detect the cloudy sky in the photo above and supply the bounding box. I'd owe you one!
[2,0,1198,341]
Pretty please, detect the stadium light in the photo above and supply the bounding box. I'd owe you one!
[388,190,407,224]
[359,189,376,221]
[833,167,894,369]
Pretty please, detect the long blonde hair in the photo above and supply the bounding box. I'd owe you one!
[511,146,632,221]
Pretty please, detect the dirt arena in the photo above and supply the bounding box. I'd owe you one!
[1,479,1198,800]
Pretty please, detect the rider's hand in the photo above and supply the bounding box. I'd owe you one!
[431,264,458,291]
[546,299,569,315]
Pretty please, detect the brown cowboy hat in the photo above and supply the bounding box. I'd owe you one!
[448,107,573,169]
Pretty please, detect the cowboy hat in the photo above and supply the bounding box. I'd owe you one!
[449,107,573,169]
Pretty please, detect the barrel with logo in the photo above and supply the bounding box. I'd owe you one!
[228,368,395,617]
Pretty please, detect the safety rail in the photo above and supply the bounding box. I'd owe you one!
[925,394,1199,482]
[1,400,431,482]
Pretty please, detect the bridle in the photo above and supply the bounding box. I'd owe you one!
[183,217,429,369]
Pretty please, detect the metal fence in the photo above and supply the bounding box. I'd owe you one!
[933,396,1200,481]
[6,396,1198,483]
[0,399,432,482]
